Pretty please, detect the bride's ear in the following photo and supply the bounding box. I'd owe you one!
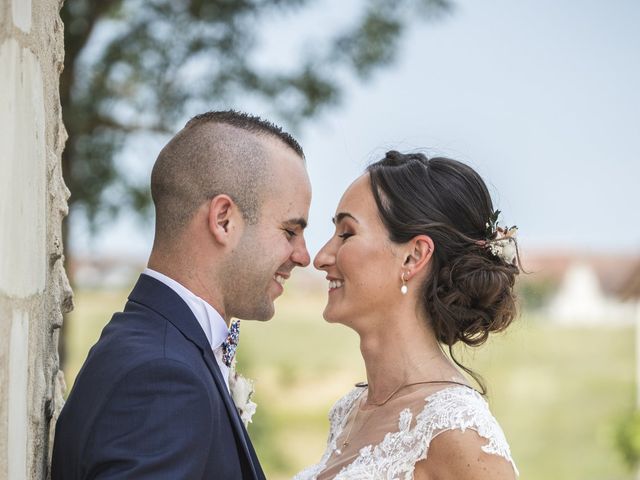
[403,235,434,279]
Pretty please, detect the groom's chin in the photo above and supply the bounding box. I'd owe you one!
[252,308,275,322]
[234,301,275,322]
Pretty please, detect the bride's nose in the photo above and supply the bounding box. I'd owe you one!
[313,239,335,271]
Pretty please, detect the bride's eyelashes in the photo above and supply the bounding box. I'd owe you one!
[338,232,354,240]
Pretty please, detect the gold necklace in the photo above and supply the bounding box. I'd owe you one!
[335,380,470,455]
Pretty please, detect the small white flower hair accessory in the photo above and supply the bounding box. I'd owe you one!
[483,210,518,265]
[228,359,257,427]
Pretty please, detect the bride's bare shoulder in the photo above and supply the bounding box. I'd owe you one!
[413,429,517,480]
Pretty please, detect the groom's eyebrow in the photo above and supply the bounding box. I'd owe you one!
[332,212,359,225]
[284,218,308,230]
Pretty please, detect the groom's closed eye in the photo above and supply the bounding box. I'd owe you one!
[283,217,308,230]
[282,219,308,241]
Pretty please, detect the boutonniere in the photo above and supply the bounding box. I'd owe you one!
[229,359,257,427]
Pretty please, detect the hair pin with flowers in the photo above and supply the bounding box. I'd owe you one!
[481,209,518,265]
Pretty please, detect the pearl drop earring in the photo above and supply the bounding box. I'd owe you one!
[401,271,408,295]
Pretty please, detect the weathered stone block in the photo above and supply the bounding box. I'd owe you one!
[0,38,47,298]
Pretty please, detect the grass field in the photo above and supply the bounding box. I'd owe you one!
[65,283,636,479]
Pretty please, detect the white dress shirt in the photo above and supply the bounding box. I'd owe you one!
[143,268,232,391]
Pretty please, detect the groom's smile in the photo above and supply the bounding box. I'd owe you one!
[273,272,289,292]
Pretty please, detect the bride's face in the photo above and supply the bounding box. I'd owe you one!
[314,174,404,329]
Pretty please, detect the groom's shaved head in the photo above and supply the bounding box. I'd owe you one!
[151,110,304,240]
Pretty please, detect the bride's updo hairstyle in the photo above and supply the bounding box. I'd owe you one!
[367,151,520,392]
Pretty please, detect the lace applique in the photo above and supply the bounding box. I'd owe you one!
[294,386,518,480]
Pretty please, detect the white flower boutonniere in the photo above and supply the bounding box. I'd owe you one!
[229,360,257,427]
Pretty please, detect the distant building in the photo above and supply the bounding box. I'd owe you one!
[621,262,640,302]
[523,252,639,326]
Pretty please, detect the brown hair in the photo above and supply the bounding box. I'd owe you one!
[151,110,303,240]
[367,151,520,393]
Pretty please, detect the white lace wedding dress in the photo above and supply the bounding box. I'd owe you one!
[294,385,518,480]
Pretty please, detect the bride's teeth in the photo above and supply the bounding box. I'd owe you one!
[329,280,343,289]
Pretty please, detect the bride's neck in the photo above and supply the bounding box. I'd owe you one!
[358,312,459,405]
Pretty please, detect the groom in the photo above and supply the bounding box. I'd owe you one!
[51,111,311,479]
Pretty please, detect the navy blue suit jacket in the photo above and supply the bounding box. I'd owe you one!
[51,274,266,480]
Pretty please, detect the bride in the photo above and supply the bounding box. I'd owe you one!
[295,151,520,480]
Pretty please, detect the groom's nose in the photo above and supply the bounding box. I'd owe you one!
[291,236,310,267]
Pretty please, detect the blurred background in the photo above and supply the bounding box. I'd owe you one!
[60,0,640,478]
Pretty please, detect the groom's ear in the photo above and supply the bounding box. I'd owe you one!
[403,235,434,279]
[207,194,243,246]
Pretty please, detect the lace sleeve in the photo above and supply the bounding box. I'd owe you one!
[295,385,518,480]
[417,387,519,476]
[331,386,518,479]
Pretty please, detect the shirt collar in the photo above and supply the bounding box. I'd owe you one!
[142,268,229,350]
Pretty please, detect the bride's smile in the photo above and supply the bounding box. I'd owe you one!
[314,174,411,329]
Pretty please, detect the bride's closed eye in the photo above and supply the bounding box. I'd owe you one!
[337,232,354,240]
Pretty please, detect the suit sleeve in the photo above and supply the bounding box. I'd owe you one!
[83,359,216,480]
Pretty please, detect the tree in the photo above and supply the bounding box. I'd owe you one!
[59,0,452,363]
[615,410,640,478]
[61,0,451,230]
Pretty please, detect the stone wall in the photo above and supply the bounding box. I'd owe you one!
[0,0,71,478]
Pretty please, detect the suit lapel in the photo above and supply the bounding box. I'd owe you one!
[198,343,261,480]
[128,274,261,480]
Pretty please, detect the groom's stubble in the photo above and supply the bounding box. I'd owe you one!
[220,222,279,321]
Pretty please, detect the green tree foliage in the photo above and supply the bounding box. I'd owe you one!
[60,0,452,230]
[616,410,640,470]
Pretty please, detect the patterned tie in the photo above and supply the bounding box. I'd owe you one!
[221,320,240,368]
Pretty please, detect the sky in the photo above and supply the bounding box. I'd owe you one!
[71,0,640,261]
